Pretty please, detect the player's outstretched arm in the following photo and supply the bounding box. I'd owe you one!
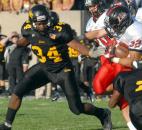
[67,39,105,58]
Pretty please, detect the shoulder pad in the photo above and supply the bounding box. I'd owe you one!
[50,23,74,43]
[21,21,32,37]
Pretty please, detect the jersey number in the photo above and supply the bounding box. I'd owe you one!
[129,40,141,48]
[135,80,142,92]
[32,46,62,63]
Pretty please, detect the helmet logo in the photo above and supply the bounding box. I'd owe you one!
[29,11,33,18]
[36,15,46,22]
[117,12,127,23]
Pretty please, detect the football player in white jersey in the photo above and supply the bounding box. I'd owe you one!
[84,0,139,40]
[105,5,142,130]
[105,5,142,68]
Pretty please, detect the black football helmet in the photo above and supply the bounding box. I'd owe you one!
[112,0,137,16]
[50,11,59,26]
[104,5,133,38]
[28,4,51,29]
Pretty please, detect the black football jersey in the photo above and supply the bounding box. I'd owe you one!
[114,69,142,104]
[21,20,74,72]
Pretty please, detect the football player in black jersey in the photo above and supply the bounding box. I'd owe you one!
[0,4,111,130]
[109,66,142,130]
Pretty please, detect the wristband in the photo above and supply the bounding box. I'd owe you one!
[111,57,120,63]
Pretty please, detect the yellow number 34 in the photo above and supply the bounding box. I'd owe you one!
[32,46,63,63]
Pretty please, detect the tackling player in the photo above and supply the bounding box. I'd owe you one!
[0,4,112,130]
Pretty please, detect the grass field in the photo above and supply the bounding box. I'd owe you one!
[0,97,128,130]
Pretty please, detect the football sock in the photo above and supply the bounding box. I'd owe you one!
[127,121,137,130]
[5,108,17,125]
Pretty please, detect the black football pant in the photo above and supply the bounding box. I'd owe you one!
[130,101,142,130]
[14,63,84,114]
[7,64,24,93]
[82,58,97,87]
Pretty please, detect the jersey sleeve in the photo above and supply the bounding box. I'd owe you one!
[50,23,74,44]
[21,21,32,39]
[113,72,125,95]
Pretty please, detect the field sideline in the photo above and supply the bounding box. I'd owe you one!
[0,97,128,130]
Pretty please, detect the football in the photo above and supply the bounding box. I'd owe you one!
[115,43,129,58]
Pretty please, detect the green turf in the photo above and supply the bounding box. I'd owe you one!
[0,97,128,130]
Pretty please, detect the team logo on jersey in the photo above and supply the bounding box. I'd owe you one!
[38,40,45,44]
[135,80,142,92]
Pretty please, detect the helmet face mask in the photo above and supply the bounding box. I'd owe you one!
[105,6,133,38]
[28,4,51,32]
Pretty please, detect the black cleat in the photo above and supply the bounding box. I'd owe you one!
[100,109,112,130]
[0,123,11,130]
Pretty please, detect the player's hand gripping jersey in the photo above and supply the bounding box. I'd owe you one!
[21,20,74,72]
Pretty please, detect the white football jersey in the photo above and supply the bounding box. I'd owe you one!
[86,17,97,32]
[119,20,142,51]
[86,10,107,32]
[94,11,107,30]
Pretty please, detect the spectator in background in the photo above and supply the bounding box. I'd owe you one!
[52,0,75,10]
[0,25,1,33]
[0,0,11,11]
[4,32,30,94]
[43,0,52,9]
[21,0,31,13]
[71,0,85,10]
[10,0,23,14]
[0,1,2,11]
[0,34,7,94]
